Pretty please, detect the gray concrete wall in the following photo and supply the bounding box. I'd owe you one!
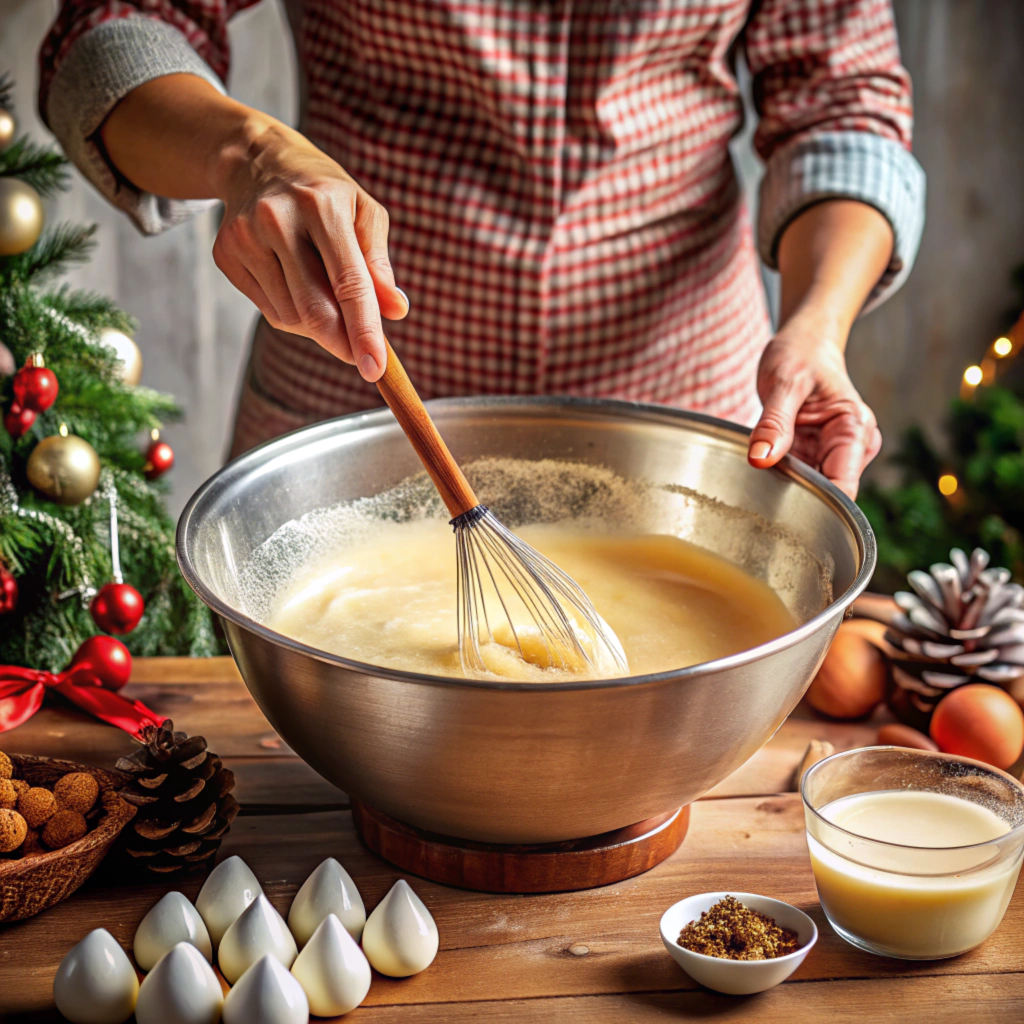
[1,0,1021,514]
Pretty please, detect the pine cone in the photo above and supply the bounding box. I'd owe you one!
[115,720,239,874]
[883,548,1024,728]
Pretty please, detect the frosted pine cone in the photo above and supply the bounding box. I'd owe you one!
[883,548,1024,726]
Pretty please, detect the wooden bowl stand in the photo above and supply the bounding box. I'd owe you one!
[351,800,689,893]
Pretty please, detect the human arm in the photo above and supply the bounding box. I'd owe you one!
[746,200,891,498]
[100,74,405,380]
[39,3,403,380]
[741,0,926,497]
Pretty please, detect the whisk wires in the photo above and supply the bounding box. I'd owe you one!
[453,506,628,677]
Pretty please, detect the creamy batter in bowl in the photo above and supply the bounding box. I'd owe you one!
[266,520,796,682]
[178,397,875,843]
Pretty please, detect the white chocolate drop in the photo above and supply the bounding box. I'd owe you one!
[195,855,263,948]
[287,857,366,946]
[135,942,222,1024]
[193,851,262,946]
[291,914,371,1016]
[134,891,213,972]
[53,928,138,1024]
[361,879,439,977]
[223,954,308,1024]
[218,893,297,984]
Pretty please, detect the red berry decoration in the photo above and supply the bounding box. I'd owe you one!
[91,581,145,634]
[3,403,35,439]
[70,635,132,691]
[13,354,59,413]
[0,564,17,615]
[144,433,175,480]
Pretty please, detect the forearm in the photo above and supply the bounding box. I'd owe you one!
[776,200,895,342]
[99,73,280,201]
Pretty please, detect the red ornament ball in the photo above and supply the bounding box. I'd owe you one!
[144,439,175,480]
[13,360,59,413]
[0,565,17,615]
[70,635,132,691]
[3,403,35,439]
[90,581,145,634]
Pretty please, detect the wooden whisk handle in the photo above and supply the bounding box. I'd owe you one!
[376,340,480,519]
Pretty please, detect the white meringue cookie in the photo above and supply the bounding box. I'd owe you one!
[53,928,138,1024]
[287,857,366,946]
[217,893,297,984]
[195,855,263,948]
[134,891,212,972]
[292,913,371,1016]
[361,879,439,977]
[223,955,308,1024]
[134,942,222,1024]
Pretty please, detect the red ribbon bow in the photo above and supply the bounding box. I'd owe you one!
[0,663,161,737]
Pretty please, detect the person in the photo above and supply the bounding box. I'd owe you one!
[40,0,924,498]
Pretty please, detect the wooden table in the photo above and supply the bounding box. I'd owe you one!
[2,658,1022,1022]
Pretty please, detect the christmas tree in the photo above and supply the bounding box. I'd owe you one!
[859,273,1024,592]
[0,75,218,670]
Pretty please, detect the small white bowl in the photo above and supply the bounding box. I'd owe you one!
[660,892,817,995]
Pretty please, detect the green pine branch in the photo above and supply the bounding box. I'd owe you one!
[0,137,69,197]
[0,224,96,286]
[860,384,1024,590]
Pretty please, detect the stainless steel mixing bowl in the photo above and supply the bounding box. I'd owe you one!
[177,397,874,844]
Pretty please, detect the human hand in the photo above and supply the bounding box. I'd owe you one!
[211,119,407,382]
[746,311,882,500]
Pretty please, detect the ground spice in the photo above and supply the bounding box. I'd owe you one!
[678,896,799,960]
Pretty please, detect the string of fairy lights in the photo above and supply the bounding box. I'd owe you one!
[937,308,1024,499]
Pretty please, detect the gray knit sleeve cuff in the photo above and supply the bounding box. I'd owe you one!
[45,17,226,236]
[758,131,926,314]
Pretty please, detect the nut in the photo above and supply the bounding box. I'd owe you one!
[54,772,100,814]
[18,787,57,829]
[0,779,17,810]
[0,808,27,853]
[0,751,12,780]
[42,809,88,849]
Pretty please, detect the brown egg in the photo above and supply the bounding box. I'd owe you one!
[805,622,888,719]
[930,684,1024,770]
[877,723,938,751]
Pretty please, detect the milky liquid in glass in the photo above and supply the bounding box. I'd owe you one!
[808,790,1021,959]
[265,519,795,681]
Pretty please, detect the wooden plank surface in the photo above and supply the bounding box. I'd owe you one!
[1,657,1019,1022]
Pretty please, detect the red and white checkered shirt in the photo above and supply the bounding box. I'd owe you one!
[41,0,923,456]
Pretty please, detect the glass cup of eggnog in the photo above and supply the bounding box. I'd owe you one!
[801,746,1024,959]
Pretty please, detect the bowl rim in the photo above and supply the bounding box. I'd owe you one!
[177,395,876,692]
[659,890,819,965]
[801,745,1024,854]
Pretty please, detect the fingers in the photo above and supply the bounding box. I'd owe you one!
[748,365,816,469]
[818,409,880,500]
[304,191,390,381]
[212,235,281,325]
[354,194,409,322]
[215,183,406,384]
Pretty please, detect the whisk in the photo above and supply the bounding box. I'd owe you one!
[375,340,628,677]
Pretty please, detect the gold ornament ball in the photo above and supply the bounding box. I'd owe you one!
[0,178,44,256]
[0,108,15,152]
[27,432,101,505]
[97,327,143,386]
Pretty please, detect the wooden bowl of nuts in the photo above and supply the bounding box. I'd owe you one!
[0,751,136,923]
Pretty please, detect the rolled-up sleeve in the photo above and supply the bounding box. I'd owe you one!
[743,0,926,313]
[39,2,251,236]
